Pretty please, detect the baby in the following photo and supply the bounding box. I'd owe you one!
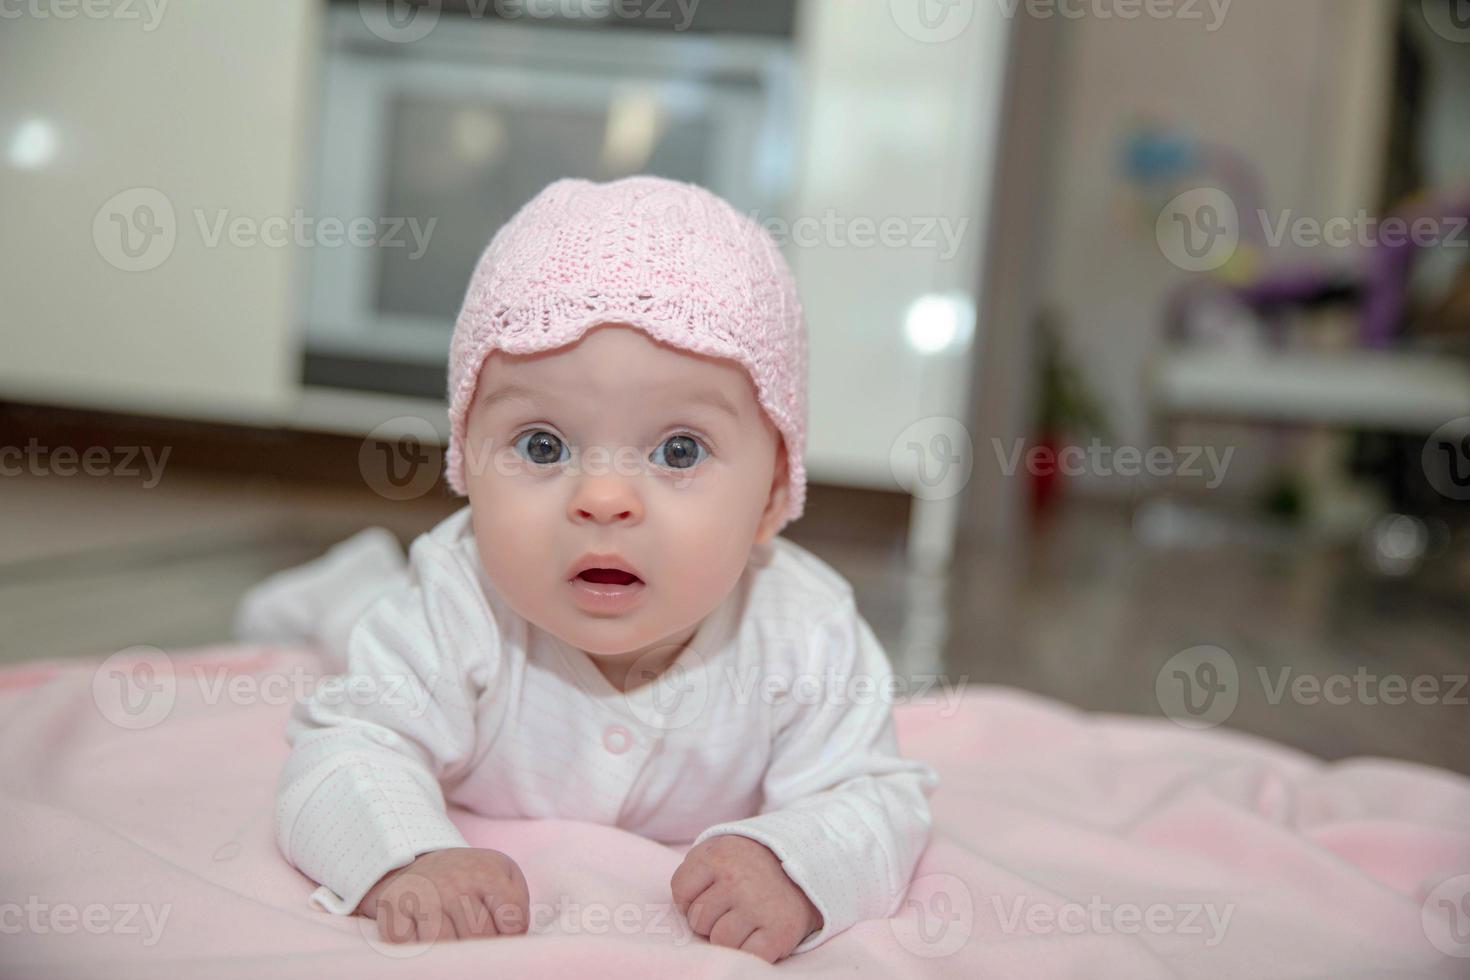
[252,176,937,963]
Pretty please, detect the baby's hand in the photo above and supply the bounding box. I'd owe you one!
[670,835,822,963]
[356,847,529,944]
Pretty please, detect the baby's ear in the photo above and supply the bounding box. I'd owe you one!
[754,437,789,544]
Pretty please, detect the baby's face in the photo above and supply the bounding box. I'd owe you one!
[462,323,788,662]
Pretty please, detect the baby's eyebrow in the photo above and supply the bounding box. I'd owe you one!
[682,389,741,421]
[479,380,740,422]
[478,383,541,412]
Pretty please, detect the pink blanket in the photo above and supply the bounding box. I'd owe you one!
[2,645,1467,978]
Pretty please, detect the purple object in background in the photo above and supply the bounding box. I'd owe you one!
[1166,191,1470,351]
[1361,193,1470,348]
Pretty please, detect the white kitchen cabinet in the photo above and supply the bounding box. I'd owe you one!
[0,0,320,423]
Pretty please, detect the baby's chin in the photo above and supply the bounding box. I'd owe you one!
[527,606,704,662]
[560,618,693,660]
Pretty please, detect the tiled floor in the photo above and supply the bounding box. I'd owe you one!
[948,504,1470,774]
[2,467,1466,774]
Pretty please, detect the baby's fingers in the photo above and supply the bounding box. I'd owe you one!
[445,891,492,940]
[489,891,529,935]
[670,857,714,915]
[685,886,734,937]
[708,909,757,951]
[374,899,419,945]
[371,885,432,945]
[740,927,792,964]
[416,895,459,944]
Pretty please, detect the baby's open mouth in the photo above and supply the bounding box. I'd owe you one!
[568,560,647,615]
[575,568,643,586]
[566,554,647,614]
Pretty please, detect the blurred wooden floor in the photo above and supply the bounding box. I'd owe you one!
[2,464,1466,775]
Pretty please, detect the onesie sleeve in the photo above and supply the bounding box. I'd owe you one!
[691,595,939,953]
[273,532,505,916]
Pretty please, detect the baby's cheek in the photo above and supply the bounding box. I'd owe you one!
[659,507,755,597]
[471,486,548,577]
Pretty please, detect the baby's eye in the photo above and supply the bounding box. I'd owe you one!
[514,429,569,466]
[651,433,708,470]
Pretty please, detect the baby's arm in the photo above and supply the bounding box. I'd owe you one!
[671,594,939,960]
[275,533,524,943]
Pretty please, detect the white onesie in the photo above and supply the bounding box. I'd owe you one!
[273,507,938,952]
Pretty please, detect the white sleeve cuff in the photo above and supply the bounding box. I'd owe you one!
[280,755,470,917]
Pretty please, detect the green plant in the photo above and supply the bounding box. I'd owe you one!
[1035,311,1110,439]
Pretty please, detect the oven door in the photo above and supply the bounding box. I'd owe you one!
[302,7,796,398]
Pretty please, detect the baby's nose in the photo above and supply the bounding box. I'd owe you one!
[569,475,644,526]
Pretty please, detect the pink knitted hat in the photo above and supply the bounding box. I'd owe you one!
[446,175,808,529]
